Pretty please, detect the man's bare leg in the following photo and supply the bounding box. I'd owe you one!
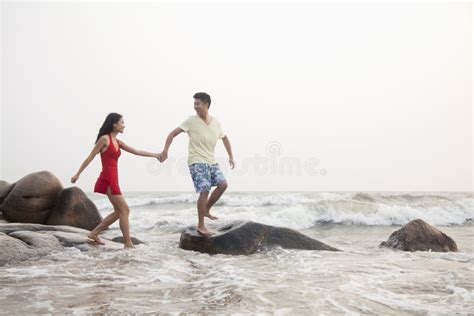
[205,181,228,220]
[197,192,213,236]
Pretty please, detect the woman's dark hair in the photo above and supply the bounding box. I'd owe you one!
[193,92,211,108]
[96,113,122,143]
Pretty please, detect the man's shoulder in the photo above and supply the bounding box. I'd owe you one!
[185,115,198,122]
[181,115,197,124]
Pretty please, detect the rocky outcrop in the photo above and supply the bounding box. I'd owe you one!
[46,187,102,230]
[0,172,102,232]
[380,219,458,252]
[179,221,340,255]
[0,223,125,266]
[0,171,63,223]
[0,233,37,265]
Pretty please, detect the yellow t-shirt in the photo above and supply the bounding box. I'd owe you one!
[179,115,226,165]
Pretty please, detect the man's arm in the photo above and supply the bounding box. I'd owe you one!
[222,135,235,169]
[159,127,184,162]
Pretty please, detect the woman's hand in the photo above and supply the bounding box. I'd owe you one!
[229,157,235,169]
[158,151,168,163]
[71,174,79,184]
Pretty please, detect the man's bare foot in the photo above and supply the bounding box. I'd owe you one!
[204,212,218,220]
[205,205,218,220]
[87,234,105,245]
[196,226,214,237]
[124,243,135,249]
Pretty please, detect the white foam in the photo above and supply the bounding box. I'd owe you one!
[93,192,474,229]
[90,192,354,210]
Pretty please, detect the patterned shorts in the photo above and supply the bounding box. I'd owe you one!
[189,163,227,193]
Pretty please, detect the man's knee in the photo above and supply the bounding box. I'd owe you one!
[198,192,209,200]
[218,181,228,191]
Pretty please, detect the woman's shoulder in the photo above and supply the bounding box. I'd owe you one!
[97,134,110,145]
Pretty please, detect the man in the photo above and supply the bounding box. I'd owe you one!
[159,92,235,236]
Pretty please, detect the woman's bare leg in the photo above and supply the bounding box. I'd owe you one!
[88,187,124,245]
[108,193,134,248]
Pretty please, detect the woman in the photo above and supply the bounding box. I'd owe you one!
[71,113,159,248]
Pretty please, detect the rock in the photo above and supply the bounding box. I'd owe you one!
[49,231,121,252]
[380,219,458,252]
[0,180,14,204]
[0,233,36,266]
[179,221,339,255]
[0,223,124,266]
[111,236,144,245]
[0,171,63,224]
[46,187,103,230]
[0,222,88,235]
[8,231,62,255]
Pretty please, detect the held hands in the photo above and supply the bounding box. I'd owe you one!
[156,151,168,163]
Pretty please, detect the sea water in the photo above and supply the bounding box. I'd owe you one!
[0,192,473,315]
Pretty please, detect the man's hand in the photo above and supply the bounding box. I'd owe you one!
[229,157,235,169]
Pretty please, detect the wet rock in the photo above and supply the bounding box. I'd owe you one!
[0,233,36,266]
[0,171,63,224]
[8,231,62,255]
[0,223,87,235]
[111,236,144,245]
[380,219,458,252]
[0,223,124,266]
[179,221,340,255]
[46,187,103,230]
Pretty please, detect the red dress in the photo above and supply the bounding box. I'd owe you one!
[94,134,122,195]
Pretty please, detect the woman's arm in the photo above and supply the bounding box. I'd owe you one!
[71,136,107,183]
[222,135,235,169]
[159,127,184,162]
[118,140,160,158]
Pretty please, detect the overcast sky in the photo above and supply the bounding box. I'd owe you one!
[1,2,472,192]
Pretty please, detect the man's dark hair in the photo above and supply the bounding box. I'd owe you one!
[193,92,211,108]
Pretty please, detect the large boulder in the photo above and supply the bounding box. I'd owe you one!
[179,221,339,255]
[0,171,63,223]
[0,223,125,266]
[46,187,103,230]
[380,219,458,252]
[0,180,14,205]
